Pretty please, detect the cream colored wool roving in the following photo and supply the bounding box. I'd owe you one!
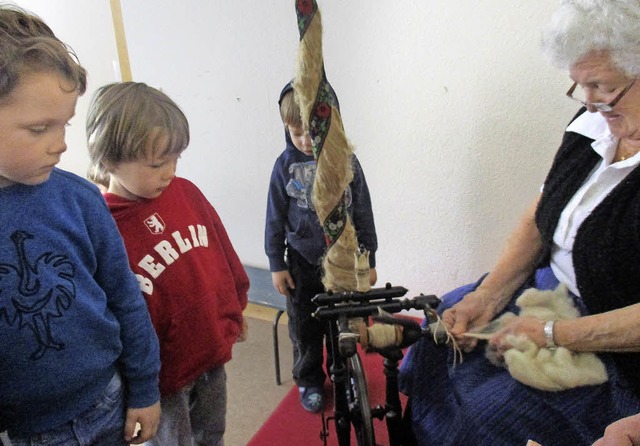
[469,285,608,391]
[502,333,608,391]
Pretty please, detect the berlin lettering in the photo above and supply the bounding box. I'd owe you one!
[135,224,208,295]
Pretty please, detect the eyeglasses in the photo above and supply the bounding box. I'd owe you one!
[566,78,637,112]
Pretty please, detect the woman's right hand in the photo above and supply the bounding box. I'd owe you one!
[592,413,640,446]
[442,288,501,352]
[441,196,542,352]
[272,270,295,297]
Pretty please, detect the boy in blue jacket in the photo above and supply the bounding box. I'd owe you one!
[0,6,160,444]
[265,82,377,412]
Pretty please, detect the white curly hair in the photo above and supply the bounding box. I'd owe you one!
[542,0,640,76]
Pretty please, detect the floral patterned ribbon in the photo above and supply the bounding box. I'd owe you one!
[295,0,347,249]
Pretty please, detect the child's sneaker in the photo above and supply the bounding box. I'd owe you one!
[299,386,323,413]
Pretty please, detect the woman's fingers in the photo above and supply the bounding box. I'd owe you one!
[444,308,478,352]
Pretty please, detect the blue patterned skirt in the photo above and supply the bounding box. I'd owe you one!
[398,267,640,446]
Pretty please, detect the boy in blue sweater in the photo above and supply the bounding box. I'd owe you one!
[265,82,378,412]
[0,6,161,445]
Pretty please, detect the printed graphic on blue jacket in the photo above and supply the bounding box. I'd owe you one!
[0,231,75,360]
[286,160,352,210]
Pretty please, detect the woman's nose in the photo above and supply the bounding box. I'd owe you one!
[584,88,604,106]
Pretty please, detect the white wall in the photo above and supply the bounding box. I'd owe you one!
[12,1,579,298]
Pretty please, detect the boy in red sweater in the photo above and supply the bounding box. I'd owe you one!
[86,82,249,446]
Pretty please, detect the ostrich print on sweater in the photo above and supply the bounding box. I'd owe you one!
[0,230,75,360]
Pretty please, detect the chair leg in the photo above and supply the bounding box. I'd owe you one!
[273,310,285,385]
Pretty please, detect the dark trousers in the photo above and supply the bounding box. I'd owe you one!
[286,247,329,388]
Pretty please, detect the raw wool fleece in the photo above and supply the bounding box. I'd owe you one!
[479,285,608,391]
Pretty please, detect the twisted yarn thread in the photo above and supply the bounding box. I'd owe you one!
[293,0,369,292]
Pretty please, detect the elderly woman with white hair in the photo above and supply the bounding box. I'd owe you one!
[399,1,640,445]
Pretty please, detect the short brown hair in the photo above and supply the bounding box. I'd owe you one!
[279,89,303,127]
[0,5,86,102]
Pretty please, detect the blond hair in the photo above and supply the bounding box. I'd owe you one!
[279,89,303,128]
[86,82,190,184]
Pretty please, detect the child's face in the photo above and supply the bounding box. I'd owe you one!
[287,124,314,157]
[107,132,179,201]
[0,72,78,188]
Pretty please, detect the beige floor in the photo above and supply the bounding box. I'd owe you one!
[242,302,289,325]
[225,305,294,446]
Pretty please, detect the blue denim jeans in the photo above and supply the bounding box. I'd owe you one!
[8,372,127,446]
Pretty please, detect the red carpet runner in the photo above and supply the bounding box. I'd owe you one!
[247,348,408,446]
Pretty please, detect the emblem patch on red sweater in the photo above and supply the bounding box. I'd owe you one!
[144,213,166,234]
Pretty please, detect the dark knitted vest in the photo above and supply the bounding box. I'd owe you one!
[535,108,640,395]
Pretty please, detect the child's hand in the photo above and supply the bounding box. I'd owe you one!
[237,316,249,342]
[272,270,295,297]
[369,268,378,286]
[124,401,161,444]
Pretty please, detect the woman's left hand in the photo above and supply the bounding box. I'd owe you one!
[488,316,547,356]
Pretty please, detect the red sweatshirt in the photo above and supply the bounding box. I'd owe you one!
[105,177,248,395]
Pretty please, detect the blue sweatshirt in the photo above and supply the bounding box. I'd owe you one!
[0,169,160,436]
[265,83,378,272]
